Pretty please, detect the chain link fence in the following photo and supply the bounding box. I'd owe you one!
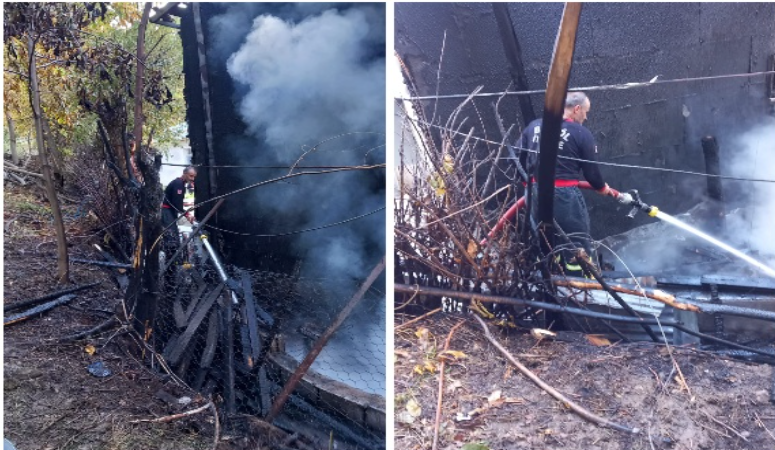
[154,236,386,449]
[67,144,386,449]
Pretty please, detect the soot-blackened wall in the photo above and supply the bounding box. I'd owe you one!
[182,4,387,280]
[181,3,301,272]
[396,2,775,238]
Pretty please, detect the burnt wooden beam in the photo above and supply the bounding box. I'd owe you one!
[5,294,77,326]
[394,283,775,359]
[701,136,724,202]
[4,283,99,313]
[167,282,224,365]
[701,135,725,235]
[536,2,582,252]
[240,270,263,367]
[492,3,536,127]
[192,3,218,198]
[221,291,236,414]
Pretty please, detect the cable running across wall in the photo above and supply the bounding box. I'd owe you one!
[397,70,775,101]
[162,163,386,170]
[199,207,386,237]
[400,113,775,184]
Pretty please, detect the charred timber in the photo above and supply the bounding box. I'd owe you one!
[553,276,700,311]
[4,282,99,313]
[701,136,724,203]
[394,283,775,359]
[536,3,582,251]
[70,258,133,269]
[492,3,536,127]
[4,294,77,326]
[553,276,775,322]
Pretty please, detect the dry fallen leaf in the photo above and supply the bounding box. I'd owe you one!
[396,411,416,424]
[438,350,467,362]
[413,360,437,375]
[466,239,478,258]
[447,379,463,393]
[586,334,611,347]
[530,328,556,341]
[406,398,422,417]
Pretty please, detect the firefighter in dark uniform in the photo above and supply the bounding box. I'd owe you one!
[161,166,197,260]
[518,91,627,275]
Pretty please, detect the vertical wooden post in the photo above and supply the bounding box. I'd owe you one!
[192,3,218,197]
[701,135,725,235]
[492,3,536,127]
[536,2,583,255]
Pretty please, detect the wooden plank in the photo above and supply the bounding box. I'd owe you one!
[4,294,77,326]
[167,282,224,365]
[173,270,187,327]
[240,270,263,361]
[701,275,775,292]
[162,334,179,361]
[184,283,208,324]
[200,310,219,368]
[258,366,271,416]
[221,293,236,414]
[239,316,254,369]
[4,284,98,313]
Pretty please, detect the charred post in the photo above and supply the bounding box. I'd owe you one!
[492,3,536,127]
[700,135,725,233]
[536,3,582,255]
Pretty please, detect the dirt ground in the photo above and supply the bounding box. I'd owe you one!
[394,313,775,450]
[4,185,215,450]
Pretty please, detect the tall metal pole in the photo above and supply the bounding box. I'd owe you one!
[536,3,583,254]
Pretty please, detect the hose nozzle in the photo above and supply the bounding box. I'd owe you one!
[621,189,658,218]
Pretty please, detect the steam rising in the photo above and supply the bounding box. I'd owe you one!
[603,117,775,276]
[726,117,775,265]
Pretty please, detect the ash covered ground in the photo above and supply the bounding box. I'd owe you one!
[394,314,775,450]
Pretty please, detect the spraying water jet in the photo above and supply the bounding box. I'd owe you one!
[620,191,775,279]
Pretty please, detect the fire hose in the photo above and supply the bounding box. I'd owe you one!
[481,182,658,245]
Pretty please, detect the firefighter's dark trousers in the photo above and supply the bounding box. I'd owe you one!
[553,186,595,276]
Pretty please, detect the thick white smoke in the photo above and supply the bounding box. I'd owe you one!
[220,5,386,295]
[726,117,775,264]
[227,8,385,153]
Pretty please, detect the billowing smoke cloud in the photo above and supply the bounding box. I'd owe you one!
[725,117,775,265]
[227,8,385,149]
[210,4,386,300]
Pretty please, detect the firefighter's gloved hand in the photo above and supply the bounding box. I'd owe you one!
[617,192,634,205]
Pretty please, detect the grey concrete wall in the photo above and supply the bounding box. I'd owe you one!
[396,2,775,238]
